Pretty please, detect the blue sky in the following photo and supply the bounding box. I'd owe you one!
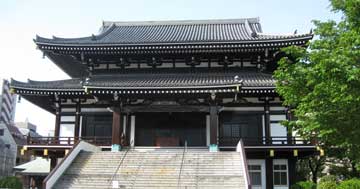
[0,0,340,135]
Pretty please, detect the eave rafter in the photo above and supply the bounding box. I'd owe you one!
[36,37,311,55]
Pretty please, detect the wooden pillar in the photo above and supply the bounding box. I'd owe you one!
[288,157,297,187]
[130,115,135,147]
[209,106,218,145]
[286,107,293,145]
[54,111,60,137]
[266,157,274,189]
[125,114,131,146]
[112,111,122,145]
[74,102,81,141]
[50,157,57,171]
[264,99,271,144]
[54,111,60,142]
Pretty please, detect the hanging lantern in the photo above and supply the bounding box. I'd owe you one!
[43,149,48,156]
[320,149,325,157]
[10,88,15,95]
[293,149,298,157]
[65,149,69,155]
[20,149,25,156]
[269,149,275,157]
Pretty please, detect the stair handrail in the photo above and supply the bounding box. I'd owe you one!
[237,139,251,189]
[43,141,100,189]
[177,140,187,189]
[108,140,133,189]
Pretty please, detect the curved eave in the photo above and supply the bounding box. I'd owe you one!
[10,79,85,96]
[11,83,276,96]
[86,86,276,95]
[34,34,313,48]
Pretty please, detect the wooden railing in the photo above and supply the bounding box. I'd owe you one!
[219,136,315,147]
[27,136,315,147]
[27,136,112,146]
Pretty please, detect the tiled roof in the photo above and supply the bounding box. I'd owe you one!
[10,78,83,91]
[35,18,311,46]
[85,71,274,89]
[11,69,275,94]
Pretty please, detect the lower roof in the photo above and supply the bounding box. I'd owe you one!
[11,69,275,95]
[11,69,276,113]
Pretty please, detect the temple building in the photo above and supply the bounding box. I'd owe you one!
[11,18,318,189]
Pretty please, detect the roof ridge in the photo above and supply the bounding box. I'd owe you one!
[102,17,260,27]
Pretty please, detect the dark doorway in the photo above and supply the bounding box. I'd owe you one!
[135,112,206,146]
[219,112,263,146]
[81,114,112,137]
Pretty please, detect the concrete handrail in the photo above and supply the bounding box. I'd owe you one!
[237,140,251,189]
[43,141,100,189]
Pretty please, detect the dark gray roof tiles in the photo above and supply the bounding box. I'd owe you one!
[35,18,311,46]
[11,78,83,90]
[11,70,275,92]
[85,71,274,89]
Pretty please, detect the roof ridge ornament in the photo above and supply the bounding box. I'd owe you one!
[103,18,260,27]
[244,19,257,38]
[91,34,96,41]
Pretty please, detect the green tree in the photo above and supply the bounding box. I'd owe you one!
[274,0,360,177]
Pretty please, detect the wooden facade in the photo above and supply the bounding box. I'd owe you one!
[12,18,318,189]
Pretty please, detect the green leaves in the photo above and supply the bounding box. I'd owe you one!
[274,0,360,167]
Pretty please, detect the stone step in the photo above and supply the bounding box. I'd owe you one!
[54,150,246,188]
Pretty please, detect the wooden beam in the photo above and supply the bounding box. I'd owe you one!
[112,111,122,145]
[123,105,210,113]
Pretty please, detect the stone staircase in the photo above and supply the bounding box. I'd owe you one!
[53,149,246,189]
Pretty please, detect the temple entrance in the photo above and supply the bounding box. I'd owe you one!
[135,112,206,147]
[219,112,263,146]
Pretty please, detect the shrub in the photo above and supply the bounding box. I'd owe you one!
[319,175,337,183]
[317,181,337,189]
[338,179,360,189]
[291,181,317,189]
[0,176,22,189]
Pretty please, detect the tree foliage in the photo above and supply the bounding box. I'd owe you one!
[274,0,360,168]
[0,176,22,189]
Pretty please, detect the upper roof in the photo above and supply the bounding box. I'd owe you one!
[35,18,312,46]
